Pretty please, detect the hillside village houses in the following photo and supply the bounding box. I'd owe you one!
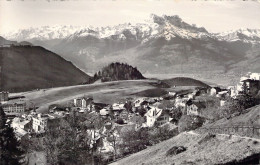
[1,72,258,149]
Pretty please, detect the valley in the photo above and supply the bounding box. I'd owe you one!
[0,8,259,165]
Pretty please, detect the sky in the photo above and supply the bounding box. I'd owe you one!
[0,0,260,34]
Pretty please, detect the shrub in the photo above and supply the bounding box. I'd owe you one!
[178,115,205,132]
[198,133,216,145]
[166,146,186,156]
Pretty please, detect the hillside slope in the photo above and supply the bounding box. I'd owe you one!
[111,131,260,165]
[0,45,90,92]
[111,105,260,165]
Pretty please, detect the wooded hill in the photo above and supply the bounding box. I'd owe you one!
[88,62,146,83]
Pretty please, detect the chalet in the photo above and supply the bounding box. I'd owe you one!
[144,107,170,127]
[186,101,206,116]
[0,91,8,103]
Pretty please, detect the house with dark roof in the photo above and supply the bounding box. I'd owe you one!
[186,101,206,116]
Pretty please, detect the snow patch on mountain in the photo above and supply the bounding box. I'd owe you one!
[4,25,84,41]
[215,28,260,43]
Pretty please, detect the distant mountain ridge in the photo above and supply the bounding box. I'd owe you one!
[0,36,33,46]
[2,14,260,76]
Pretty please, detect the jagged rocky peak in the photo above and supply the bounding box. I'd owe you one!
[150,14,208,33]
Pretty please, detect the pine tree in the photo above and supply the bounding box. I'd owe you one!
[0,107,24,165]
[241,81,248,95]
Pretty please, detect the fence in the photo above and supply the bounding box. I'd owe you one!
[198,125,260,138]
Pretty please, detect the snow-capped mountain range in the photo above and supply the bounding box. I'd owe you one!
[214,28,260,43]
[1,14,260,77]
[3,14,260,44]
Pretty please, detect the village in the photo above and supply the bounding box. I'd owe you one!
[0,72,260,161]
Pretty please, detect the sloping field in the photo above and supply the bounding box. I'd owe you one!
[162,77,210,88]
[111,131,260,165]
[9,80,164,113]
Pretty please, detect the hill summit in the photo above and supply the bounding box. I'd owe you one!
[90,62,145,83]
